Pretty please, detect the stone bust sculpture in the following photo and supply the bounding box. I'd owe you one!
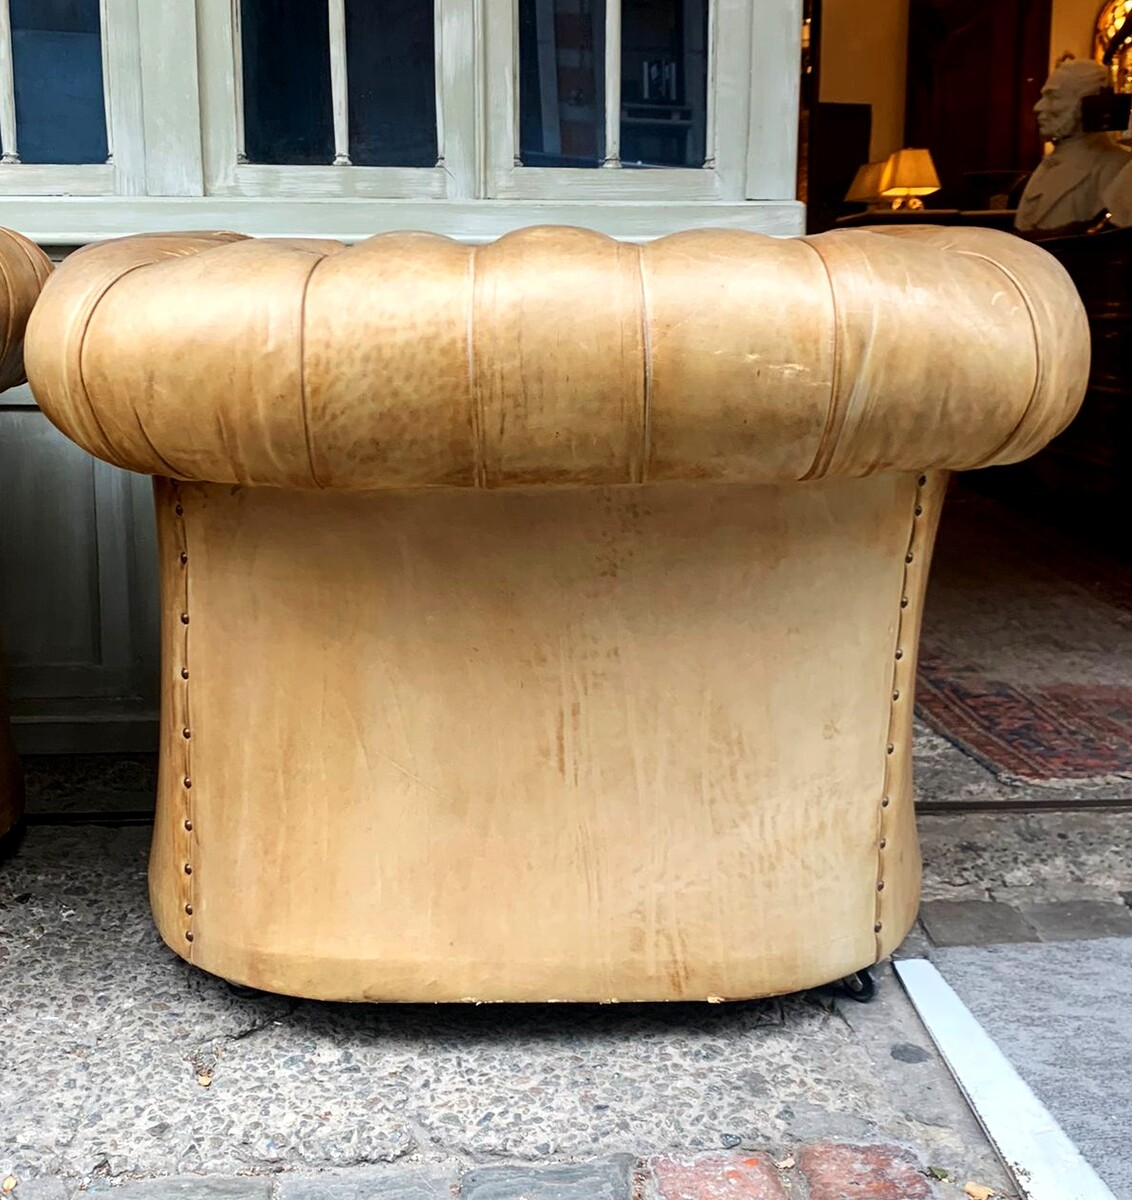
[1015,58,1130,234]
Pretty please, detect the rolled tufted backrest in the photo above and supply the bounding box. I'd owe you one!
[0,226,53,393]
[26,225,1088,490]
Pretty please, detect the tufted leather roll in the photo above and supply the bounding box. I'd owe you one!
[28,226,1088,491]
[22,225,1088,1001]
[0,227,54,840]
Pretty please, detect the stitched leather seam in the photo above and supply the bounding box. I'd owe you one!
[953,250,1044,468]
[297,251,329,489]
[635,243,651,485]
[797,238,842,481]
[467,245,486,488]
[77,259,181,476]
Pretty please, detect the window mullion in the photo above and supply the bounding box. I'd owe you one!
[602,0,621,168]
[328,0,351,166]
[137,0,204,195]
[0,0,18,164]
[437,0,481,198]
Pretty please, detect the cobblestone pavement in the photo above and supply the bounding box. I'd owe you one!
[1,821,1012,1200]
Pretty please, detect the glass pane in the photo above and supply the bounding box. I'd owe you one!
[240,0,333,165]
[9,0,107,165]
[621,0,709,168]
[518,0,607,167]
[346,1,437,167]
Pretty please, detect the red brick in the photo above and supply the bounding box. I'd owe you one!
[799,1143,932,1200]
[649,1153,788,1200]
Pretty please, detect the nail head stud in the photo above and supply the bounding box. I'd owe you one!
[180,613,190,625]
[180,668,189,680]
[182,728,191,739]
[185,931,194,942]
[184,903,193,916]
[184,863,193,875]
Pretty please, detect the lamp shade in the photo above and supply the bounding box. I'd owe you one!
[845,161,887,203]
[880,148,941,197]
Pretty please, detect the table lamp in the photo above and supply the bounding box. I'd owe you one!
[844,161,887,210]
[879,148,941,211]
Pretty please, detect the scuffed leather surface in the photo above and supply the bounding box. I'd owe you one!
[26,225,1089,490]
[0,227,53,837]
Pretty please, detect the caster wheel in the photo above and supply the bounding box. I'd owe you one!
[840,967,877,1003]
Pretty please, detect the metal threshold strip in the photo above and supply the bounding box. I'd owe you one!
[895,959,1116,1200]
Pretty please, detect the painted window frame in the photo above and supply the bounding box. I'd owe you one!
[0,0,804,242]
[0,0,144,197]
[196,0,477,201]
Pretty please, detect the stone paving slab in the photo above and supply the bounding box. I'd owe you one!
[1016,900,1132,942]
[462,1159,634,1200]
[0,1147,1000,1200]
[919,901,1040,948]
[918,809,1132,904]
[0,825,1009,1195]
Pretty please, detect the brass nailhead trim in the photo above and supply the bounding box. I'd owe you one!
[174,487,195,948]
[875,474,928,949]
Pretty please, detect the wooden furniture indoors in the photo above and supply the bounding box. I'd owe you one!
[26,225,1087,1001]
[0,228,53,840]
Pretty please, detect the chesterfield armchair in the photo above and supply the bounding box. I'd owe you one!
[0,228,53,841]
[26,226,1087,1001]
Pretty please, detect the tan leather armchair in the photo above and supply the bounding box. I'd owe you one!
[26,226,1087,1001]
[0,228,53,842]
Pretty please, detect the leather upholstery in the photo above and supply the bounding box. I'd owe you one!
[28,227,1087,489]
[0,228,54,840]
[25,226,1088,1001]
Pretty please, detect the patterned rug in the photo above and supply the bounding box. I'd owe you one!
[915,487,1132,787]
